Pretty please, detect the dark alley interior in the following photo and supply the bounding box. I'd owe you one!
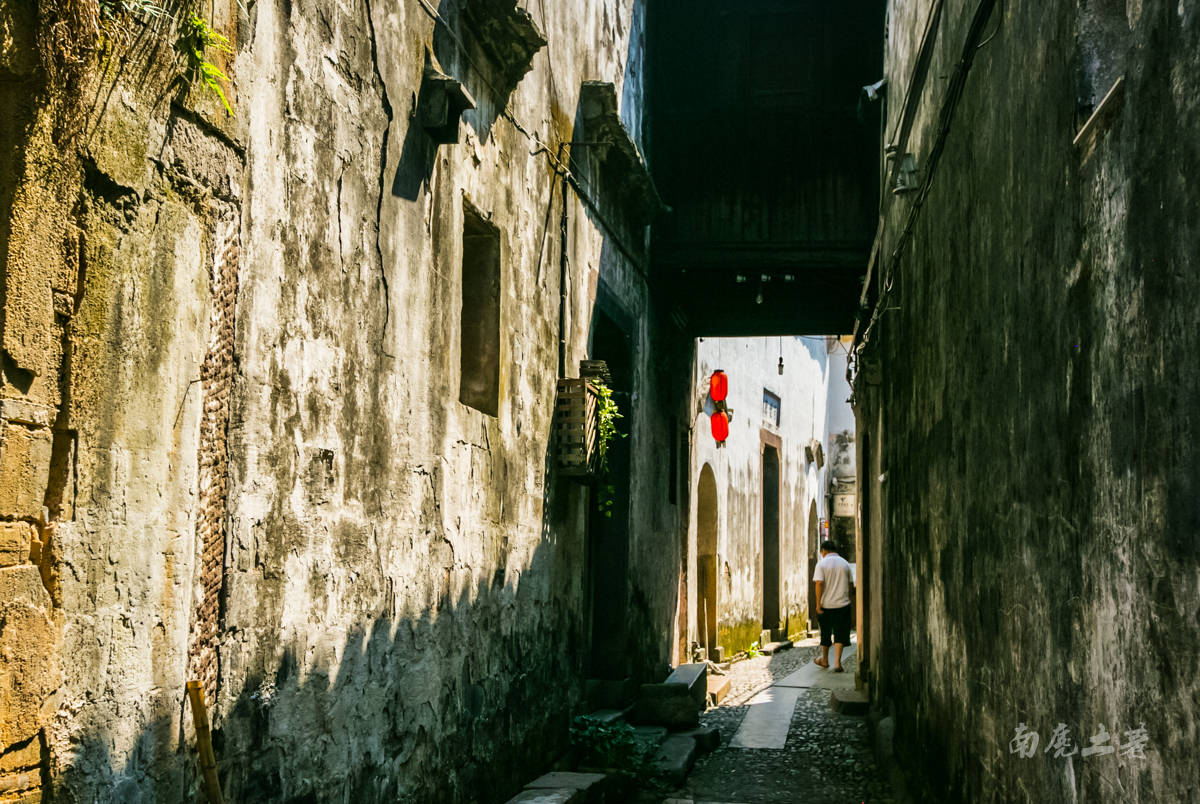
[2,0,1198,803]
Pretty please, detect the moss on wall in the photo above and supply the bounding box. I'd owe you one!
[718,618,763,656]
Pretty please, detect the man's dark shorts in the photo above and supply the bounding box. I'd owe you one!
[819,605,852,647]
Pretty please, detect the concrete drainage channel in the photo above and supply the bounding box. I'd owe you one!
[504,662,729,802]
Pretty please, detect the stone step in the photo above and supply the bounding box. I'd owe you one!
[519,771,614,804]
[629,683,699,728]
[663,662,708,710]
[760,640,793,655]
[584,707,630,726]
[631,725,669,752]
[506,790,582,804]
[707,674,731,706]
[830,689,869,716]
[652,734,699,786]
[675,725,721,753]
[630,663,708,728]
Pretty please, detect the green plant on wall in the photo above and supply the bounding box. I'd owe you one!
[594,380,626,517]
[93,1,235,116]
[180,11,234,116]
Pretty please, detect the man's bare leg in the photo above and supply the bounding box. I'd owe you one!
[833,642,844,672]
[815,645,829,668]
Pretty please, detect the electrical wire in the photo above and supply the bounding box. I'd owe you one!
[411,0,653,284]
[854,0,1000,377]
[976,0,1004,50]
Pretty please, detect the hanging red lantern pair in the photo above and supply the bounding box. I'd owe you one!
[709,370,730,443]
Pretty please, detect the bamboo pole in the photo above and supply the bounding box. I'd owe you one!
[186,681,226,804]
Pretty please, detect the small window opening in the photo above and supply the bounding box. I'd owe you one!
[763,389,781,428]
[460,204,501,416]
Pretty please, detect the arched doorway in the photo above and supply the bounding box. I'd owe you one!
[762,445,781,635]
[807,502,819,630]
[697,464,718,658]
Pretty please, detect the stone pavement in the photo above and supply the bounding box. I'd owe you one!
[662,641,898,804]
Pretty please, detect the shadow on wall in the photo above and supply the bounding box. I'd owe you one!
[394,0,543,200]
[54,451,592,804]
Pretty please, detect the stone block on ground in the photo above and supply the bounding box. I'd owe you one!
[631,725,668,750]
[707,674,731,706]
[583,708,628,726]
[831,689,869,715]
[663,662,708,711]
[761,640,793,655]
[506,790,582,804]
[629,683,699,729]
[652,734,698,786]
[524,772,612,802]
[675,725,720,753]
[874,715,896,763]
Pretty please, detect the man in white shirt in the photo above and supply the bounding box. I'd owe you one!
[812,540,854,672]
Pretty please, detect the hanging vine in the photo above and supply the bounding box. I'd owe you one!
[89,0,236,116]
[179,11,235,116]
[594,380,626,518]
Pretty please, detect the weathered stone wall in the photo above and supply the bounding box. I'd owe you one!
[825,340,856,556]
[2,0,685,801]
[688,337,836,656]
[858,0,1200,800]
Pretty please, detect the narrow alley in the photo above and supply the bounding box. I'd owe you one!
[2,0,1199,802]
[678,639,897,804]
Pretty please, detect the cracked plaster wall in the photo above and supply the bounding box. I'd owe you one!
[861,0,1200,800]
[4,0,684,802]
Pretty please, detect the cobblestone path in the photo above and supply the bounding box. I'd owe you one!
[663,643,898,804]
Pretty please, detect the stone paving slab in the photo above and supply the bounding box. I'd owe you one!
[506,789,581,804]
[773,645,858,691]
[728,685,803,749]
[670,647,895,804]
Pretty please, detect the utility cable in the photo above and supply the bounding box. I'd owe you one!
[410,0,653,286]
[855,0,1000,375]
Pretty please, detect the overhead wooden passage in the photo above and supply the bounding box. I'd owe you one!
[647,0,884,336]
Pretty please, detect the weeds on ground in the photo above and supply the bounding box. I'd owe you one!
[569,715,664,789]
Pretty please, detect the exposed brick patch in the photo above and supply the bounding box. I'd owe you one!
[187,209,240,703]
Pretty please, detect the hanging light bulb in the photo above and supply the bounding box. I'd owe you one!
[778,355,784,375]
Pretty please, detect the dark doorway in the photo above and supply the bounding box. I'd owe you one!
[697,463,718,658]
[762,445,781,635]
[586,310,634,679]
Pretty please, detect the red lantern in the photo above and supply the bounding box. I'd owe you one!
[709,370,728,402]
[710,411,729,442]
